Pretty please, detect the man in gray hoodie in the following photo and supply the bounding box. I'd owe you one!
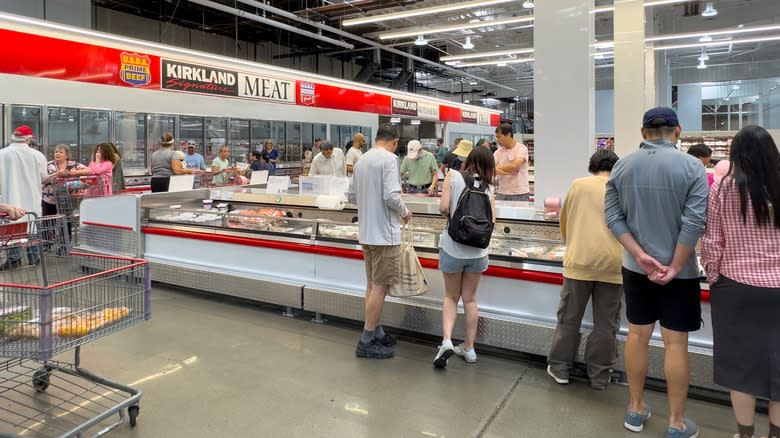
[605,107,708,438]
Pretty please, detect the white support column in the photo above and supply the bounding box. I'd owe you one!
[533,0,594,206]
[613,0,647,158]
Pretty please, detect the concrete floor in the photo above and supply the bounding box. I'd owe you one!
[11,286,766,437]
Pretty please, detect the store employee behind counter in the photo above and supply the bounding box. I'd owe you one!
[401,140,439,196]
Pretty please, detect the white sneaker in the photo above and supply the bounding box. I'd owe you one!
[433,340,455,368]
[453,343,477,363]
[547,365,570,384]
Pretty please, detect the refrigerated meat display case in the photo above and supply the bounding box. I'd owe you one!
[77,186,716,391]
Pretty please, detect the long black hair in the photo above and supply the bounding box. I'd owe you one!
[728,125,780,228]
[463,146,495,187]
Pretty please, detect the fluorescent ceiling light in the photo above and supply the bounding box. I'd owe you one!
[462,37,474,50]
[701,2,718,17]
[390,117,401,123]
[379,15,534,40]
[646,24,780,43]
[653,34,780,50]
[441,47,534,61]
[414,35,428,46]
[455,57,534,68]
[464,99,470,103]
[342,0,515,27]
[698,49,709,61]
[592,0,689,14]
[522,0,534,9]
[469,80,478,85]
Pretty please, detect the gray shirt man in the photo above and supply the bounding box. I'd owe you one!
[605,139,708,279]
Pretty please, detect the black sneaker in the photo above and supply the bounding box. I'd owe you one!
[355,339,394,359]
[376,332,397,347]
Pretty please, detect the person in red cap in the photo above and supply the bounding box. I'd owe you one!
[0,125,48,269]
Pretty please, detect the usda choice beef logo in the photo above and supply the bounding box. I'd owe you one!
[162,59,238,97]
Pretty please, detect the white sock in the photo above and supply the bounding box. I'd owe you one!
[441,339,453,348]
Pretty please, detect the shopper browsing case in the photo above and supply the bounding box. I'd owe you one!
[348,123,412,359]
[432,147,496,368]
[605,107,707,438]
[546,150,623,390]
[345,133,365,177]
[701,126,780,438]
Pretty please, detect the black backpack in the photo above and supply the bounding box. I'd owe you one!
[447,172,494,249]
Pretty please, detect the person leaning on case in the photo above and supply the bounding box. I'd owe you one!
[348,123,411,359]
[701,125,780,438]
[432,146,496,369]
[605,107,708,438]
[546,149,623,390]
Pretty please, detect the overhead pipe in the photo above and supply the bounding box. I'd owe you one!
[235,0,517,93]
[185,0,354,50]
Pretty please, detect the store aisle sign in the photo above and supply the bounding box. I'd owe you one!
[417,102,439,119]
[392,98,418,116]
[462,111,478,124]
[237,73,295,104]
[162,59,238,97]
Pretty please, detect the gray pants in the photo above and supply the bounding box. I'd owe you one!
[548,278,622,386]
[496,193,530,202]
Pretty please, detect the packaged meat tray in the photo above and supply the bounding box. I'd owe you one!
[319,224,359,240]
[226,208,286,231]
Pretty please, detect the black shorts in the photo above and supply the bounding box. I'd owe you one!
[622,268,702,332]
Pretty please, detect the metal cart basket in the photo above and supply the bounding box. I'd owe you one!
[52,176,109,245]
[0,213,151,437]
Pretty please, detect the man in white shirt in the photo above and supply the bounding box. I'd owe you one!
[345,133,365,176]
[348,123,411,359]
[0,125,48,269]
[309,141,346,178]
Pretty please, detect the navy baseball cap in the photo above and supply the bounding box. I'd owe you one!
[643,107,680,128]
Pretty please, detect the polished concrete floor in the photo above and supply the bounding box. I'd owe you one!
[12,286,766,437]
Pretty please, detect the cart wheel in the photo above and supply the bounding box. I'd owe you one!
[128,405,140,427]
[32,369,51,393]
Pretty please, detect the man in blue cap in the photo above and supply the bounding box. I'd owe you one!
[605,107,708,438]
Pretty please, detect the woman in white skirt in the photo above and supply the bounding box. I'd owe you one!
[701,125,780,438]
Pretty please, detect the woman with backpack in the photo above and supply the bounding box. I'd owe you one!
[433,146,496,368]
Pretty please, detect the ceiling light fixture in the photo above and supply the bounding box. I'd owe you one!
[343,0,515,26]
[592,0,690,14]
[441,47,534,61]
[410,119,421,125]
[646,24,780,43]
[698,49,709,61]
[379,15,534,40]
[653,34,780,51]
[414,35,428,46]
[701,2,718,17]
[462,37,474,50]
[697,59,707,69]
[469,80,478,85]
[454,57,534,68]
[464,99,471,103]
[522,0,534,9]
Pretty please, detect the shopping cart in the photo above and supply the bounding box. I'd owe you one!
[0,212,151,437]
[53,176,109,245]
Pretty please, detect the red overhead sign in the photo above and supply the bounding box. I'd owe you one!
[0,28,498,125]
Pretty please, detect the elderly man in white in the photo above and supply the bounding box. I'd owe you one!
[309,140,347,178]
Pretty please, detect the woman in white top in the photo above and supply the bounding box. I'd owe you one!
[433,146,496,368]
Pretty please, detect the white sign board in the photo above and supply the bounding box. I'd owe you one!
[168,174,195,192]
[250,170,269,185]
[265,176,290,194]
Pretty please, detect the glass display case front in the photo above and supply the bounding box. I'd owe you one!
[141,188,566,266]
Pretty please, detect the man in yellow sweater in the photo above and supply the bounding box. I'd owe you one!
[547,149,622,390]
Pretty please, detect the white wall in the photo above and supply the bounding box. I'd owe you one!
[677,83,703,131]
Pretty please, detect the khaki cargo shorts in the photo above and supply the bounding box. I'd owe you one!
[362,244,401,287]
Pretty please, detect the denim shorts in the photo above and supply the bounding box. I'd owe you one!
[438,249,489,274]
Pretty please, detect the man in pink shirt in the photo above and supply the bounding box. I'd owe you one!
[493,123,530,201]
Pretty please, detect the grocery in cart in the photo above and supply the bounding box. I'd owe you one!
[52,176,110,245]
[0,213,151,437]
